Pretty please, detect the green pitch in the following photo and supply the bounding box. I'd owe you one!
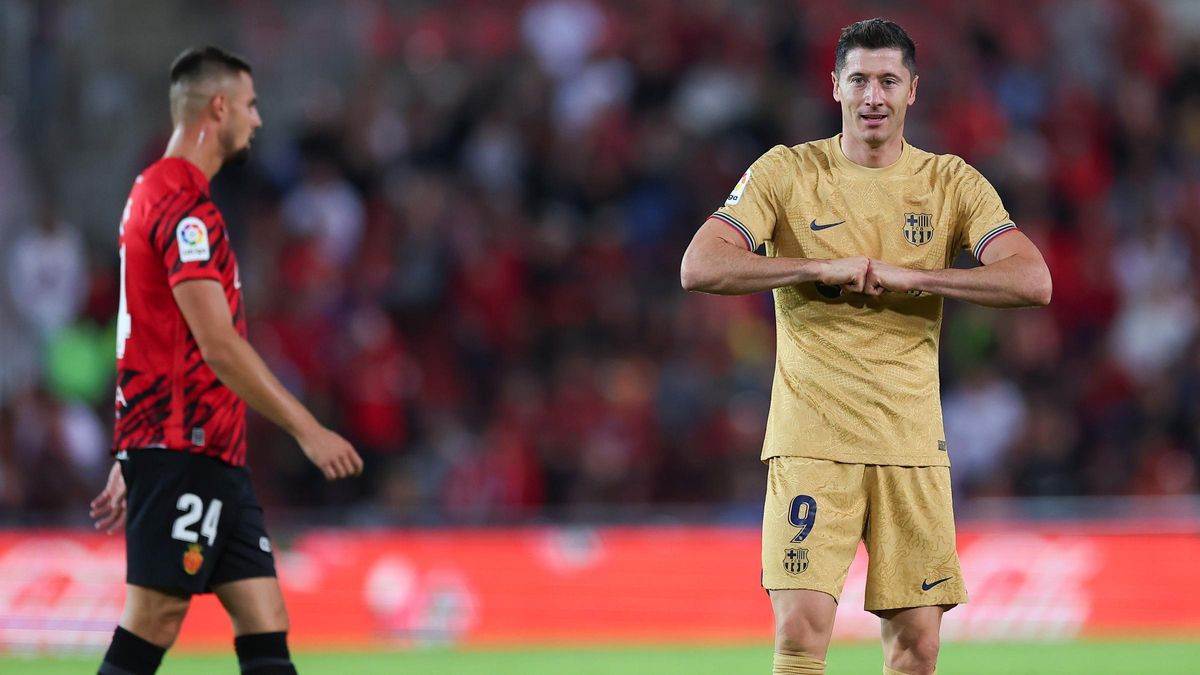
[6,640,1198,674]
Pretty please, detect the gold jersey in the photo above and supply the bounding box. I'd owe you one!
[712,135,1018,466]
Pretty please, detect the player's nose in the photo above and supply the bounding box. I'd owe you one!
[863,82,882,104]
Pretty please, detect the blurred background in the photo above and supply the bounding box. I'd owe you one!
[0,0,1199,665]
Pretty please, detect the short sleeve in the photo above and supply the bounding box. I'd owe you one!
[162,199,228,287]
[709,145,788,251]
[957,163,1018,262]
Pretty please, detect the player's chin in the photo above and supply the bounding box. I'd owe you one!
[227,145,252,166]
[858,121,887,137]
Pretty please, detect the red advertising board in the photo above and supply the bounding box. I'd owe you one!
[0,525,1196,651]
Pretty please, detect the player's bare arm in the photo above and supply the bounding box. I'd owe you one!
[681,218,870,295]
[864,230,1051,307]
[172,279,364,480]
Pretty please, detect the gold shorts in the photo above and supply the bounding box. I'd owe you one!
[761,456,967,612]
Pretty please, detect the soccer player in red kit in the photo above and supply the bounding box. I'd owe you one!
[89,46,363,675]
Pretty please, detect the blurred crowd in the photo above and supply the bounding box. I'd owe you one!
[1,0,1199,524]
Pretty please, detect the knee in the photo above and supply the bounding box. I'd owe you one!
[907,632,940,664]
[234,595,289,635]
[128,599,189,647]
[271,601,290,632]
[889,630,940,672]
[155,602,190,645]
[775,611,834,657]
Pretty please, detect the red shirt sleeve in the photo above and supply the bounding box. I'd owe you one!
[162,199,228,287]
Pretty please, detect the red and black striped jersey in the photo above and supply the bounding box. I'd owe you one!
[113,157,247,466]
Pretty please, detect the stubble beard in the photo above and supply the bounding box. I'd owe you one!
[226,144,252,166]
[220,126,252,167]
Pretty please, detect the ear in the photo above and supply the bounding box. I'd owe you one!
[831,70,841,103]
[208,93,227,122]
[908,74,918,106]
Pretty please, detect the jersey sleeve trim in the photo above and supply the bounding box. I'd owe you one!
[168,266,224,287]
[972,223,1018,261]
[709,212,757,251]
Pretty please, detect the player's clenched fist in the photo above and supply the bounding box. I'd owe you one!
[299,425,364,480]
[864,259,921,296]
[818,256,871,294]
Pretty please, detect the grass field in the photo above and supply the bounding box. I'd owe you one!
[6,640,1199,674]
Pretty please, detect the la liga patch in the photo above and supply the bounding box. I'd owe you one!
[176,217,211,262]
[725,168,752,206]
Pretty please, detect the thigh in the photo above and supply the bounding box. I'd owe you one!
[122,450,239,595]
[878,604,946,640]
[214,576,289,635]
[863,465,967,612]
[761,457,867,601]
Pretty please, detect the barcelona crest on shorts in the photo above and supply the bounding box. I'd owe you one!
[903,212,934,246]
[783,547,809,575]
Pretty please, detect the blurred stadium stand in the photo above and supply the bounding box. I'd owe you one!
[1,0,1200,532]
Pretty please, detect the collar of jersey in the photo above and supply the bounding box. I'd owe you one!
[162,156,212,195]
[829,134,912,178]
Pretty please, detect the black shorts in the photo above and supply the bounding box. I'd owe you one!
[120,449,277,595]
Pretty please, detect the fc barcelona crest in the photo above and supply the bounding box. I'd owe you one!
[903,213,934,246]
[783,547,809,575]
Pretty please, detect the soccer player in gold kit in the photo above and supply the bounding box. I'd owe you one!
[681,18,1051,675]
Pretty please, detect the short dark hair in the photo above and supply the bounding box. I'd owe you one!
[169,46,251,85]
[834,18,916,78]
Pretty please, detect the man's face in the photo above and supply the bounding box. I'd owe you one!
[832,48,917,148]
[218,71,261,166]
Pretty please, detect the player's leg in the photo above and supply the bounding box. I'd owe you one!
[769,589,837,671]
[762,457,868,674]
[100,451,225,675]
[118,585,192,645]
[98,585,190,675]
[214,577,296,674]
[877,605,946,675]
[863,465,966,675]
[214,576,289,633]
[209,468,295,674]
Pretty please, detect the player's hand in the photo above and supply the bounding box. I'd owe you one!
[299,426,364,480]
[864,259,922,296]
[89,461,127,534]
[817,256,871,293]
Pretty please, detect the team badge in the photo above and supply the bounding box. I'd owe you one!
[176,216,211,262]
[783,547,809,575]
[903,212,934,246]
[183,543,204,575]
[725,168,752,206]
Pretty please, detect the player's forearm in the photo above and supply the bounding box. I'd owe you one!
[910,255,1052,307]
[681,243,825,295]
[200,335,322,441]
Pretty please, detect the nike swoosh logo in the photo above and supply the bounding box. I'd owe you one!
[921,577,952,591]
[810,219,845,231]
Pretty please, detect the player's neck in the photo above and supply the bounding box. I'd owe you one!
[163,125,223,181]
[839,133,904,169]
